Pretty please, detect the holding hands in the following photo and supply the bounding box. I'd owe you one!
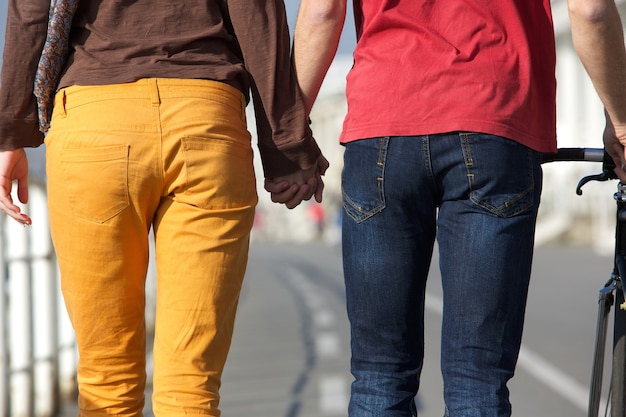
[264,154,329,209]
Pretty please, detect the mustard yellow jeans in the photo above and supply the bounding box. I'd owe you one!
[45,78,257,417]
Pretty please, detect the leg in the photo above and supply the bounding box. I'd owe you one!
[149,79,257,416]
[45,84,164,416]
[434,133,542,417]
[342,136,437,417]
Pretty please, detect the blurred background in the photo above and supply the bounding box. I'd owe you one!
[0,1,624,417]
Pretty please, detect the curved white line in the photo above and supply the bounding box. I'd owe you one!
[425,292,602,413]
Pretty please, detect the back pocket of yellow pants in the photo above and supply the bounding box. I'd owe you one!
[60,145,130,223]
[181,136,256,210]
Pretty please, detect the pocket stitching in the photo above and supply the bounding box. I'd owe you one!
[60,145,130,223]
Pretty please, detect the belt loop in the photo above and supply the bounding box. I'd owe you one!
[59,89,67,119]
[149,78,161,107]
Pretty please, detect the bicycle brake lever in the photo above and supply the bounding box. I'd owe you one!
[576,172,613,195]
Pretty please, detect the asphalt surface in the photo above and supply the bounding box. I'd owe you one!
[58,241,617,417]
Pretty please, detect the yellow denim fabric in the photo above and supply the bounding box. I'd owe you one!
[45,78,257,417]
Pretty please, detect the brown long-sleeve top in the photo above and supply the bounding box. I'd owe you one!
[0,0,320,178]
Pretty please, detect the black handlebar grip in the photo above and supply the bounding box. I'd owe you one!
[603,151,619,180]
[541,148,586,163]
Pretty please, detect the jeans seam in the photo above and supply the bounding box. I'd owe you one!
[460,132,474,167]
[422,136,438,195]
[377,137,388,206]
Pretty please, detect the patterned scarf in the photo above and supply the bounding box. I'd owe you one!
[33,0,79,133]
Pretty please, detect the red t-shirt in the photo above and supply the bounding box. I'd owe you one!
[340,0,557,153]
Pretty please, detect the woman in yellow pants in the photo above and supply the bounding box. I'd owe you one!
[0,1,328,415]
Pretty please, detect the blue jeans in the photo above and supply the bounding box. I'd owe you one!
[341,133,542,417]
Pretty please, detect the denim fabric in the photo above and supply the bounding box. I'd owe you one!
[341,133,542,417]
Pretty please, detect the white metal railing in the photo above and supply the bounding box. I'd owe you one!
[0,178,77,417]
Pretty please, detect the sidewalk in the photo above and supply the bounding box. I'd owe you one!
[58,398,78,417]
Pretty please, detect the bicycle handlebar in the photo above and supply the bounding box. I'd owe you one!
[541,147,618,193]
[540,148,605,164]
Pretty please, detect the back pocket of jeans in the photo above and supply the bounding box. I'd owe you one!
[342,138,387,223]
[60,145,130,223]
[462,135,538,218]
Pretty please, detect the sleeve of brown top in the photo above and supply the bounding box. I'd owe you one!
[0,0,49,150]
[227,0,322,179]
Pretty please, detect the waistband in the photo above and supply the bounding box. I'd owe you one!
[54,78,246,112]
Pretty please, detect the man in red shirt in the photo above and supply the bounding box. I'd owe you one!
[267,0,626,416]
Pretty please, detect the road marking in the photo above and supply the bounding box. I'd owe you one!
[425,292,603,413]
[425,293,443,315]
[287,268,350,414]
[314,310,335,328]
[517,345,591,412]
[319,375,349,414]
[316,331,342,358]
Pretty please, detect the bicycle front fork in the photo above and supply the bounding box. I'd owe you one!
[588,182,626,417]
[611,182,626,314]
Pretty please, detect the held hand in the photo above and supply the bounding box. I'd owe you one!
[265,154,329,209]
[310,153,329,203]
[264,175,317,209]
[0,149,32,225]
[603,113,626,182]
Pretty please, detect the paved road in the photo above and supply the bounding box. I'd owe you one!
[221,242,615,417]
[59,241,617,417]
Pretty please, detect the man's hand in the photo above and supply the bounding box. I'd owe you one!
[603,113,626,182]
[0,149,32,225]
[264,154,329,209]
